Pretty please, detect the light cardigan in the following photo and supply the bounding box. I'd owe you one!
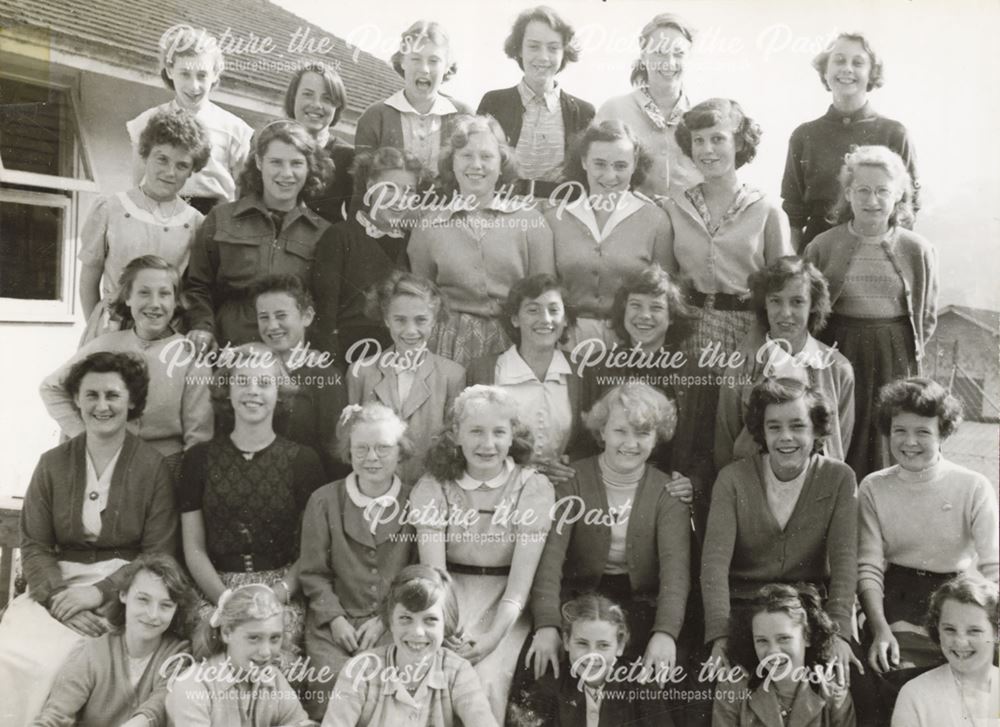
[701,454,858,642]
[20,432,179,604]
[347,350,465,485]
[803,224,938,362]
[530,456,691,637]
[714,676,856,727]
[891,663,1000,727]
[322,645,498,727]
[32,631,189,727]
[543,193,673,319]
[661,187,793,296]
[715,328,855,470]
[407,206,555,317]
[857,458,1000,597]
[299,477,415,626]
[39,330,214,456]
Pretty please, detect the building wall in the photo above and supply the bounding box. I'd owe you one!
[0,68,284,497]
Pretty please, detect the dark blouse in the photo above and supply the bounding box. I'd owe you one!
[310,216,409,364]
[178,435,324,566]
[781,102,919,247]
[275,359,348,478]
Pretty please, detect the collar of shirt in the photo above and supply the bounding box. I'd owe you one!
[356,209,404,239]
[345,473,402,511]
[385,89,458,117]
[495,345,571,385]
[231,193,322,228]
[435,192,524,222]
[457,457,514,491]
[517,79,560,113]
[382,646,448,702]
[565,190,646,241]
[823,101,877,125]
[634,86,690,130]
[761,334,822,380]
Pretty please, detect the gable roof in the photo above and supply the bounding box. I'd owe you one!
[940,304,1000,335]
[0,0,402,115]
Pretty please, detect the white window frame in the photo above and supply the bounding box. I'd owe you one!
[0,65,97,323]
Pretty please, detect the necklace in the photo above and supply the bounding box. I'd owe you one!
[138,186,182,223]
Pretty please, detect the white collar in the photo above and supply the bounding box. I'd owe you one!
[345,473,402,510]
[565,191,645,241]
[356,210,404,239]
[457,457,514,491]
[384,89,458,117]
[517,79,560,113]
[495,345,571,385]
[761,334,824,380]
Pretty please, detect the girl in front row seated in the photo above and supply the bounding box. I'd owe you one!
[322,565,497,727]
[891,573,999,727]
[509,593,658,727]
[166,584,311,726]
[715,583,856,727]
[299,403,417,720]
[33,553,194,727]
[410,385,555,719]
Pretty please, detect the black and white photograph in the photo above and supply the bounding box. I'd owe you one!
[0,0,997,725]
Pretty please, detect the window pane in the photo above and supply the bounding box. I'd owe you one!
[0,199,64,300]
[0,77,72,176]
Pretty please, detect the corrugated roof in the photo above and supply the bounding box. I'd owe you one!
[0,0,402,114]
[940,304,1000,335]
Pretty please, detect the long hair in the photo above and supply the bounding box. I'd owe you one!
[107,552,198,639]
[109,255,183,329]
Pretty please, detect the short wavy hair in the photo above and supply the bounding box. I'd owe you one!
[65,351,149,422]
[212,342,297,433]
[238,120,331,202]
[876,377,963,440]
[107,552,198,639]
[675,98,762,169]
[728,583,840,689]
[583,382,677,445]
[192,583,284,660]
[745,378,832,454]
[383,564,461,639]
[137,108,212,172]
[158,24,224,90]
[251,273,314,313]
[562,119,652,193]
[352,146,428,203]
[436,115,519,196]
[364,270,447,325]
[425,385,534,482]
[110,255,183,330]
[926,572,999,646]
[630,13,696,87]
[503,6,580,72]
[609,264,696,346]
[812,32,885,92]
[283,63,348,128]
[334,401,414,465]
[828,145,914,229]
[391,21,457,82]
[500,273,575,347]
[748,256,832,335]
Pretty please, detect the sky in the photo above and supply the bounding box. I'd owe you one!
[273,0,1000,311]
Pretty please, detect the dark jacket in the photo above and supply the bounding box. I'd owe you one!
[477,86,595,154]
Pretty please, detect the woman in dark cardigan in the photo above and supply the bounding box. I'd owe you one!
[0,351,177,727]
[477,5,594,198]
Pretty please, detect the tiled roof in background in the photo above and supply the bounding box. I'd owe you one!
[0,0,402,114]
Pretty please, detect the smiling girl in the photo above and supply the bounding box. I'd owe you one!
[167,584,311,726]
[891,574,999,727]
[354,21,471,174]
[42,255,214,476]
[80,109,210,345]
[782,33,918,249]
[804,145,937,479]
[33,553,195,727]
[702,378,859,679]
[184,120,331,350]
[410,385,555,718]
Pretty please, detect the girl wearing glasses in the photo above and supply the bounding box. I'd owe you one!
[298,402,417,720]
[804,145,937,479]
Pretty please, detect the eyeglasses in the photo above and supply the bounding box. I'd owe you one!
[351,444,397,458]
[850,186,894,200]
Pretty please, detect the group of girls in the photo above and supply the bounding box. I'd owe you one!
[0,5,996,727]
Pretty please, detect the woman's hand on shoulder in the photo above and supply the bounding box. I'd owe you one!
[49,585,103,621]
[664,471,694,504]
[186,329,217,357]
[329,616,360,654]
[526,626,562,680]
[356,616,386,651]
[62,610,111,638]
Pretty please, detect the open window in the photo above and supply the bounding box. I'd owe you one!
[0,70,97,321]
